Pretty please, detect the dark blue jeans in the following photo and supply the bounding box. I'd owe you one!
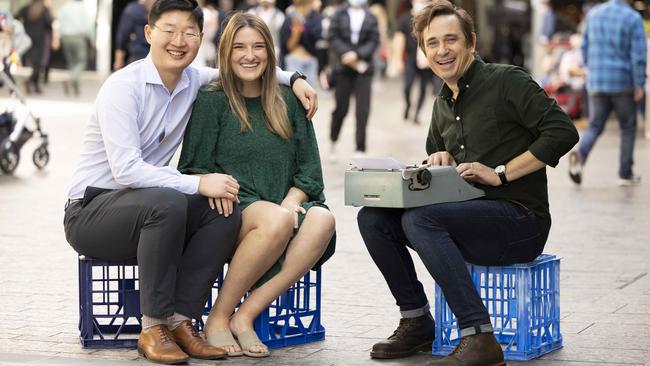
[358,199,546,329]
[578,92,637,178]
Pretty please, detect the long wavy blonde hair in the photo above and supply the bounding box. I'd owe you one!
[211,12,291,140]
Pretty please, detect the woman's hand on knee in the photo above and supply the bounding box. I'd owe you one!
[280,201,306,229]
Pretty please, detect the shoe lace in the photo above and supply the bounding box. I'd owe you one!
[157,326,173,343]
[388,318,415,341]
[182,321,200,338]
[449,336,471,356]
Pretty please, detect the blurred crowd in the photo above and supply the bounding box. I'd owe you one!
[538,0,650,123]
[0,0,443,107]
[1,0,93,96]
[3,0,650,132]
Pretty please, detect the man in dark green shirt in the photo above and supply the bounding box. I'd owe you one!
[357,1,578,365]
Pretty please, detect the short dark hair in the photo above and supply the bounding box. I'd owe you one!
[148,0,204,31]
[412,0,475,52]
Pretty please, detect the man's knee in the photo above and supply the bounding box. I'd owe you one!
[357,207,403,250]
[401,206,444,237]
[222,203,243,241]
[357,207,384,233]
[145,188,188,223]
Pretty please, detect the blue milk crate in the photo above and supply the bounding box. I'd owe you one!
[78,256,141,348]
[203,270,325,349]
[78,256,324,349]
[432,254,562,361]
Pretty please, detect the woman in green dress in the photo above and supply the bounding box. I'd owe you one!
[177,12,335,358]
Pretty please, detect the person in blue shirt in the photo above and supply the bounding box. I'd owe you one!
[113,0,153,70]
[568,0,647,187]
[62,0,317,363]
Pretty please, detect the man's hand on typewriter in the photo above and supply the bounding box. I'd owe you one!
[457,162,501,186]
[427,151,457,167]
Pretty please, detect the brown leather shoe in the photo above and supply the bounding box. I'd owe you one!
[137,324,189,365]
[171,320,227,360]
[370,312,435,359]
[427,333,506,366]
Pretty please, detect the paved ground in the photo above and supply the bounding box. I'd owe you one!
[0,71,649,366]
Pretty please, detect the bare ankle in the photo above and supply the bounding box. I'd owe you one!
[205,315,231,332]
[229,313,254,335]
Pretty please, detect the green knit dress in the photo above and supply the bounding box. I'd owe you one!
[178,85,335,285]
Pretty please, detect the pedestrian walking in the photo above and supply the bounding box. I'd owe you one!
[393,0,442,125]
[249,0,285,58]
[568,0,647,186]
[327,0,379,160]
[15,0,53,94]
[57,0,94,96]
[113,0,153,70]
[280,0,322,85]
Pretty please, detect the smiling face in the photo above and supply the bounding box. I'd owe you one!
[230,26,269,95]
[422,14,475,88]
[144,10,202,78]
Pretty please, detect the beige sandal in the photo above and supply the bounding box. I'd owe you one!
[205,329,244,356]
[236,329,270,358]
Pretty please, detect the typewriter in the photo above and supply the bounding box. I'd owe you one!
[344,157,485,208]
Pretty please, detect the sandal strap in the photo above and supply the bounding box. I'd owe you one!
[205,329,239,348]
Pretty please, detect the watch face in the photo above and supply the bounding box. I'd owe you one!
[495,165,506,174]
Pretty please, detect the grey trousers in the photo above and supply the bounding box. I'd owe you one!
[61,34,88,91]
[64,187,241,319]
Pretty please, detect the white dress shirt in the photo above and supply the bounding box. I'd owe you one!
[68,55,293,199]
[347,7,366,45]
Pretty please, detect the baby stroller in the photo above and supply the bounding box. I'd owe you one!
[0,57,49,174]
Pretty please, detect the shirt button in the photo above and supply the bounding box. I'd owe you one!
[456,116,460,121]
[466,84,469,88]
[460,145,465,149]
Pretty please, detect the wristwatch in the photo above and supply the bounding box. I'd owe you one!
[290,71,307,87]
[494,165,508,186]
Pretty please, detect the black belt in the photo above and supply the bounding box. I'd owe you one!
[64,198,83,210]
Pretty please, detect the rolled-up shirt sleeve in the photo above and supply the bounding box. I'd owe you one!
[503,67,579,167]
[95,79,200,194]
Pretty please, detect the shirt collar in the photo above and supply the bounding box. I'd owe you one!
[143,53,191,96]
[144,54,164,86]
[439,54,485,101]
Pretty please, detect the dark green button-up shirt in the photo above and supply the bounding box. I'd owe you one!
[426,56,579,235]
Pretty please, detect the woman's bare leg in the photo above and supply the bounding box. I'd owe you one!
[230,207,335,355]
[204,201,294,353]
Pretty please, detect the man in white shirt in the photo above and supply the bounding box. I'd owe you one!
[62,0,317,363]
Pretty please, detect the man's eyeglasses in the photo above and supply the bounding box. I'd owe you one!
[152,24,200,42]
